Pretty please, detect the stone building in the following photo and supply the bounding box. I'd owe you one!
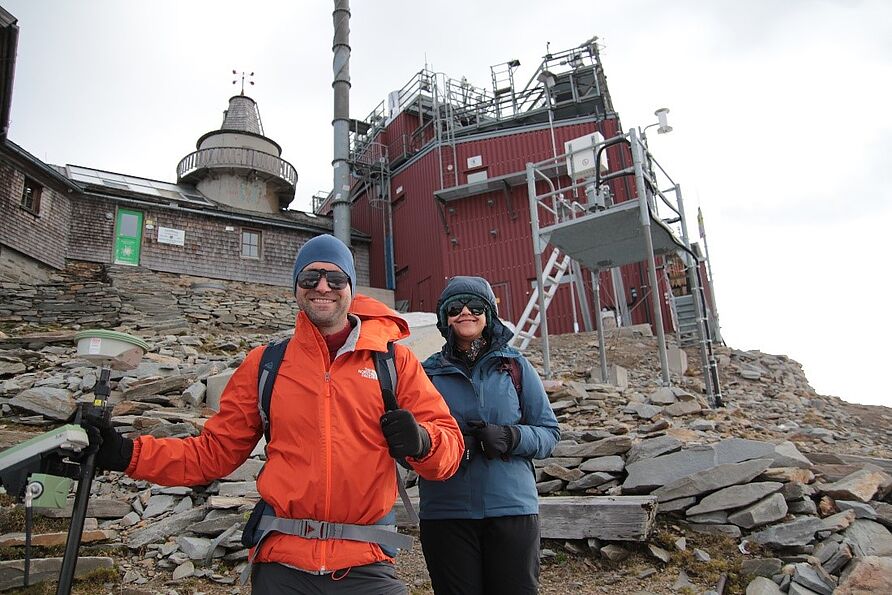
[0,8,372,290]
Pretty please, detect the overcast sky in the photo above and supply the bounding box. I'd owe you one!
[4,1,890,406]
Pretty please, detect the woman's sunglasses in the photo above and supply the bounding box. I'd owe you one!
[445,298,487,318]
[296,269,350,291]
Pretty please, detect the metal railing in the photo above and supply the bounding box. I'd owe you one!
[348,39,611,171]
[176,147,297,187]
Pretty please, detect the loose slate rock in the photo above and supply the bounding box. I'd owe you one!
[579,455,624,473]
[550,435,632,458]
[771,441,813,469]
[791,562,836,595]
[686,482,783,516]
[126,507,207,549]
[819,469,892,503]
[8,387,77,421]
[623,438,775,493]
[843,519,892,556]
[835,555,892,595]
[836,500,877,519]
[625,435,682,465]
[172,560,195,581]
[750,516,826,548]
[727,493,789,529]
[651,458,774,502]
[745,576,783,595]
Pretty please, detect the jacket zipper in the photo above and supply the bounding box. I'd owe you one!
[321,369,332,572]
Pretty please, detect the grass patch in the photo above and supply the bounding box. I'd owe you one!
[0,505,71,536]
[652,522,753,594]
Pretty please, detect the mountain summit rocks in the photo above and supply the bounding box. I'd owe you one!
[0,264,890,592]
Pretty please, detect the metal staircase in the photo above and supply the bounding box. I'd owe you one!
[509,248,573,350]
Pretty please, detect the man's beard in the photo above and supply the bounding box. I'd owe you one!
[296,293,350,331]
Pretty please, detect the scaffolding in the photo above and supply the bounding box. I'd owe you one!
[518,128,723,407]
[338,38,614,197]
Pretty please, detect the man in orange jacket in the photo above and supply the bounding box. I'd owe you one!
[89,234,464,593]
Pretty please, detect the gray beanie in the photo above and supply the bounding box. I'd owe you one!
[291,234,356,293]
[435,275,499,338]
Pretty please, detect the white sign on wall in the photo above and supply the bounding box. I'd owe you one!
[157,226,185,246]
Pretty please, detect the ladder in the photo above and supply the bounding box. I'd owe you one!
[510,248,573,350]
[672,294,699,347]
[490,62,517,119]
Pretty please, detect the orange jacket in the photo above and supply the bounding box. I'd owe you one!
[126,294,463,573]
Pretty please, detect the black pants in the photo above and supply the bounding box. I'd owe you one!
[251,561,406,594]
[419,515,540,595]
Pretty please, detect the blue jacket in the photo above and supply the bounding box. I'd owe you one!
[419,277,559,519]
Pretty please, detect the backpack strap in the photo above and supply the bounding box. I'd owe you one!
[500,356,525,423]
[258,338,290,443]
[374,341,420,525]
[374,341,399,411]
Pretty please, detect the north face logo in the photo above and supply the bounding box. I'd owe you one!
[358,367,378,380]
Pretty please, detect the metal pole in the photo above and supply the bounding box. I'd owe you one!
[572,260,593,332]
[526,162,551,378]
[592,270,608,383]
[331,0,352,246]
[56,451,96,594]
[676,184,714,401]
[384,177,395,290]
[544,84,558,161]
[567,251,579,333]
[630,128,670,386]
[699,209,722,342]
[610,267,630,326]
[58,367,112,594]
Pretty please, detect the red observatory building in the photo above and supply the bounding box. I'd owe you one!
[318,38,717,346]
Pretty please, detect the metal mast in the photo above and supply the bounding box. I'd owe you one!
[332,0,351,246]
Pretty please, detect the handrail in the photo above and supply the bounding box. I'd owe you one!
[177,147,297,187]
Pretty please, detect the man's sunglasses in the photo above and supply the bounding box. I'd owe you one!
[296,269,350,291]
[445,298,487,318]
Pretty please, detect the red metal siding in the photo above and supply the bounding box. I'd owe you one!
[350,114,676,336]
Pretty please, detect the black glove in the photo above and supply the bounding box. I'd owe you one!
[380,409,431,459]
[82,422,134,472]
[467,420,520,460]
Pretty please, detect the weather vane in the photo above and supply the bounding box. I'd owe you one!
[232,70,255,95]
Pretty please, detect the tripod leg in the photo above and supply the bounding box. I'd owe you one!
[55,451,97,595]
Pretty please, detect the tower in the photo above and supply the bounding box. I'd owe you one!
[176,95,297,213]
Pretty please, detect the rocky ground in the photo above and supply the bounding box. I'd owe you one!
[0,266,890,594]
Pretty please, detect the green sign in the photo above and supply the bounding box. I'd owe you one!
[114,209,143,266]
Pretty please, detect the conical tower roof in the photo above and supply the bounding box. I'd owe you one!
[220,95,264,136]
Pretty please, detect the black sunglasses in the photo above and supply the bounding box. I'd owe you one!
[296,269,350,291]
[445,298,487,318]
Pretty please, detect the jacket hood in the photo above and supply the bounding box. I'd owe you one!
[349,293,411,345]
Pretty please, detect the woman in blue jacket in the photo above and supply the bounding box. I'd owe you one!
[420,276,560,595]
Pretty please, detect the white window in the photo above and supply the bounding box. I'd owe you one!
[241,229,261,259]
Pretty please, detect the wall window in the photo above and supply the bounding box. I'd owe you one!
[20,177,42,215]
[241,229,261,259]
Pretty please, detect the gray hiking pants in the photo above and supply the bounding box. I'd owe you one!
[251,561,407,594]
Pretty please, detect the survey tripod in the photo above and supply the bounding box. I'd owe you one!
[0,330,147,593]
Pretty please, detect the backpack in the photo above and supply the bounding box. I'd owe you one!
[241,338,416,560]
[499,357,524,402]
[256,338,399,443]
